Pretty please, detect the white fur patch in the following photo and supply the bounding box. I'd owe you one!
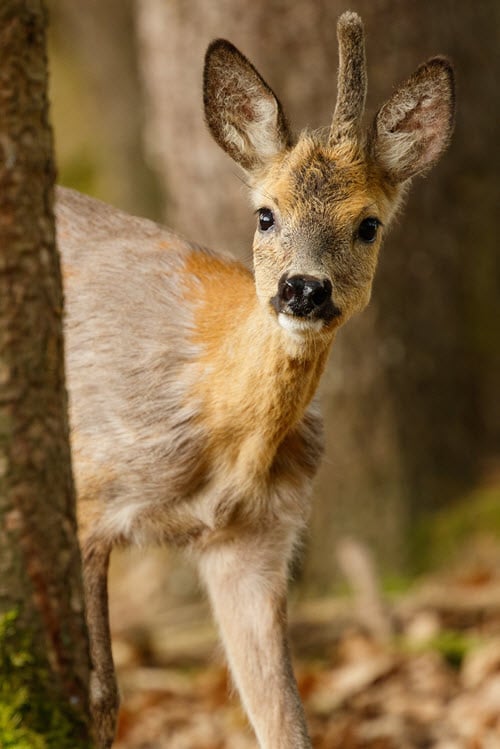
[278,313,324,337]
[90,670,104,704]
[102,501,143,538]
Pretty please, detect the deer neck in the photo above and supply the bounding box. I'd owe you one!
[186,250,334,478]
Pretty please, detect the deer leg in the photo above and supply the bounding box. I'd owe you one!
[81,540,118,749]
[199,533,311,749]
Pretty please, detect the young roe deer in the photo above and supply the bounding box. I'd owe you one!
[56,12,454,748]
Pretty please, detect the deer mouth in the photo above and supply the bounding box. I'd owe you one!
[277,313,326,335]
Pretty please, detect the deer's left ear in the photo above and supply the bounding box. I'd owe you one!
[371,57,455,183]
[203,39,293,172]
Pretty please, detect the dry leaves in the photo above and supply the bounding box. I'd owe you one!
[110,551,500,748]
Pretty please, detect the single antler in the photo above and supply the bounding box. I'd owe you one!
[329,11,367,146]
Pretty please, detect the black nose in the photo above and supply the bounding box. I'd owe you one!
[281,276,331,308]
[275,274,336,319]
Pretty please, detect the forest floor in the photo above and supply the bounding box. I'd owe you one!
[109,537,500,749]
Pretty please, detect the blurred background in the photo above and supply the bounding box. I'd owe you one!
[46,1,500,745]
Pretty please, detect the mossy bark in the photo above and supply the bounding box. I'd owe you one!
[0,611,91,748]
[0,1,93,744]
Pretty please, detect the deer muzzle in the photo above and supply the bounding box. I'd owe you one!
[271,273,341,324]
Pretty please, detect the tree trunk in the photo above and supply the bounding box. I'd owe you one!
[131,0,411,580]
[0,2,93,744]
[49,0,163,219]
[135,0,496,587]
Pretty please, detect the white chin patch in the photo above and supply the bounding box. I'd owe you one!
[278,313,324,336]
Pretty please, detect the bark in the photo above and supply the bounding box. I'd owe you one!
[0,1,93,744]
[371,0,499,511]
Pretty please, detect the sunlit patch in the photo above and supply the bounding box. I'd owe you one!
[278,313,324,336]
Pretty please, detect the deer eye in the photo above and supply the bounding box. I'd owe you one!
[258,208,275,232]
[357,217,380,243]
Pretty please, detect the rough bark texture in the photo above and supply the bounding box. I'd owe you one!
[0,1,93,744]
[134,0,497,587]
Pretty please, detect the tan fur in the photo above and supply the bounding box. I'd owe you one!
[185,251,328,481]
[58,12,455,748]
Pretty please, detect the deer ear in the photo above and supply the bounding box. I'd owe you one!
[203,39,292,172]
[371,58,455,183]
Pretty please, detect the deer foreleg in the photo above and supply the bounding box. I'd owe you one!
[199,533,311,749]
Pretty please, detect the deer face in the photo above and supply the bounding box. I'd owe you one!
[250,137,399,333]
[203,13,454,338]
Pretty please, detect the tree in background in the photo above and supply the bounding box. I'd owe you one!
[133,0,499,586]
[49,0,499,587]
[0,1,93,744]
[48,0,162,219]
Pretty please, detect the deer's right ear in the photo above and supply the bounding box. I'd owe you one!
[203,40,292,172]
[371,57,455,183]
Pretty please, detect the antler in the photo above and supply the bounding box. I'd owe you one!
[329,12,367,146]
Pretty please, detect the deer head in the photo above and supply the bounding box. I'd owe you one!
[203,12,454,341]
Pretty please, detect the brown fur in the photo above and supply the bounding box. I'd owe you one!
[57,12,455,748]
[330,11,367,145]
[203,39,292,171]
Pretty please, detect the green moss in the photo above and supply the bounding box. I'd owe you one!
[0,689,46,749]
[428,630,478,670]
[400,627,479,671]
[412,485,500,572]
[57,147,100,198]
[0,610,93,749]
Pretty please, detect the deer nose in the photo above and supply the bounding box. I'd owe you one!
[279,275,333,317]
[281,276,331,308]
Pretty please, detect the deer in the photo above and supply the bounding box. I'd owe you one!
[55,11,455,748]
